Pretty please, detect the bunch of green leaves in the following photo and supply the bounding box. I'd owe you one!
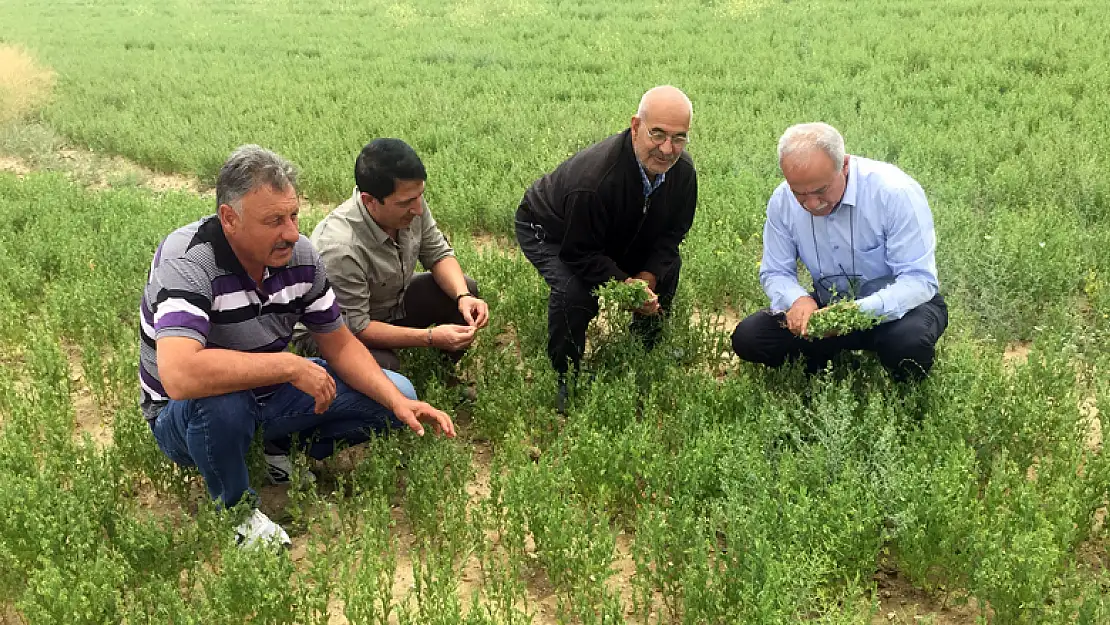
[805,302,881,339]
[594,278,651,314]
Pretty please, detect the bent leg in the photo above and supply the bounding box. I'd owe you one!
[154,391,259,507]
[731,309,805,368]
[259,362,412,460]
[866,295,949,382]
[517,214,598,374]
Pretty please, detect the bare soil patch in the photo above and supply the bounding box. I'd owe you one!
[871,561,982,625]
[0,45,54,124]
[1002,339,1032,370]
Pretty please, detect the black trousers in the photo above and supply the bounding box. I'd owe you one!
[730,294,948,382]
[515,206,680,375]
[295,272,478,371]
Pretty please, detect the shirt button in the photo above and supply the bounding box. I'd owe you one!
[833,245,840,250]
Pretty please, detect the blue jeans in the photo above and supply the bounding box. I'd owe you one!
[151,359,416,507]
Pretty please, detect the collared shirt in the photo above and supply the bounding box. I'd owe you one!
[638,161,666,197]
[760,155,939,321]
[308,187,454,334]
[139,216,341,423]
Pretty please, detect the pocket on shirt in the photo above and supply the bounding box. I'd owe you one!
[855,241,887,267]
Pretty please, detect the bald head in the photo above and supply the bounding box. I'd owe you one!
[636,85,693,123]
[631,85,692,177]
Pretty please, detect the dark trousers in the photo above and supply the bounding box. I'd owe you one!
[295,272,478,371]
[515,207,680,375]
[730,294,948,382]
[368,272,479,371]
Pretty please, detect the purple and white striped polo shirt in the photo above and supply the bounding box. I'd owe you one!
[139,215,342,423]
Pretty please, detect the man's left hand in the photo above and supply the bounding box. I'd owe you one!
[458,295,489,329]
[391,398,456,438]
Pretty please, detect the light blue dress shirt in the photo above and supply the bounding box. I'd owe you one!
[759,156,939,321]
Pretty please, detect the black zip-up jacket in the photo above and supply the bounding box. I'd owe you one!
[520,129,697,287]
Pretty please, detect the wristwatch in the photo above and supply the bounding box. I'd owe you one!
[454,292,473,302]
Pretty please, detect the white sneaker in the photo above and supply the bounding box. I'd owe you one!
[235,508,291,549]
[264,453,317,487]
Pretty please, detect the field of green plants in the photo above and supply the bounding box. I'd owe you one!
[1,0,1109,623]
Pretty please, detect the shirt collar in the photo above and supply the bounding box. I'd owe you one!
[198,215,274,290]
[638,161,665,197]
[353,187,395,246]
[839,155,859,208]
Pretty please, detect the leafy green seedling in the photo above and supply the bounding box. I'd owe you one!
[804,302,881,339]
[595,279,652,312]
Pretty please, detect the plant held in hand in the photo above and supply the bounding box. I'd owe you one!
[804,302,882,339]
[595,278,652,314]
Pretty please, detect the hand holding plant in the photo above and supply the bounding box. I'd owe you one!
[596,278,656,315]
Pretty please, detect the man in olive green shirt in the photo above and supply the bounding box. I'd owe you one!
[294,139,489,371]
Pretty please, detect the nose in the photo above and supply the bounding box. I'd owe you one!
[282,217,300,241]
[657,137,675,155]
[803,196,822,211]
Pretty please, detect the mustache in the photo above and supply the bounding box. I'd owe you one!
[272,241,295,252]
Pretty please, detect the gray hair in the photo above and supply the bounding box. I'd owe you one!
[216,144,298,214]
[777,122,845,168]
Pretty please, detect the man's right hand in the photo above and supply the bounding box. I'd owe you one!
[289,355,336,413]
[785,295,819,337]
[430,324,477,351]
[624,277,661,316]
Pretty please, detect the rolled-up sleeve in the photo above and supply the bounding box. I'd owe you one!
[854,185,938,319]
[759,192,809,312]
[417,201,455,269]
[315,242,372,334]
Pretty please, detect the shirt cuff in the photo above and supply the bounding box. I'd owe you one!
[855,294,884,317]
[770,284,810,313]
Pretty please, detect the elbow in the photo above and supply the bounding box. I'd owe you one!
[159,368,193,401]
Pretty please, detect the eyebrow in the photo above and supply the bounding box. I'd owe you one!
[650,127,688,136]
[791,184,829,196]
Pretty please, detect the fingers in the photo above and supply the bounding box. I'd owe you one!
[418,405,456,438]
[460,305,477,327]
[396,402,457,438]
[473,302,490,328]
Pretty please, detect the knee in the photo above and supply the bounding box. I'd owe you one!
[877,334,936,377]
[464,275,480,298]
[384,370,419,401]
[730,314,768,360]
[192,391,257,434]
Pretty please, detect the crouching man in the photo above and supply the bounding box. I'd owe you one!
[139,145,454,547]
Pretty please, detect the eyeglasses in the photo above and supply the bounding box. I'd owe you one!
[647,129,689,150]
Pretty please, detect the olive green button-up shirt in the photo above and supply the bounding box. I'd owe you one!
[309,187,454,334]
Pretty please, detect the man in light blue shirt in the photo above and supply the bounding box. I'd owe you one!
[731,122,948,381]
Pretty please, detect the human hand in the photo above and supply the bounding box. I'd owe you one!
[391,398,456,438]
[430,324,477,351]
[624,277,660,316]
[785,295,819,337]
[458,295,490,329]
[289,356,336,413]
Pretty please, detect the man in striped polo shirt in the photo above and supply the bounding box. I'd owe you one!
[140,145,455,548]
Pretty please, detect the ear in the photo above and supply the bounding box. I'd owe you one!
[218,203,239,232]
[842,155,851,174]
[630,115,641,134]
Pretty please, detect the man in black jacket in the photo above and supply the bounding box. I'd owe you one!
[515,86,697,411]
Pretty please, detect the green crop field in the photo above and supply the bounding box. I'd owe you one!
[1,0,1109,623]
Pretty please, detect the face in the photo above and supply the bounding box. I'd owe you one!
[220,184,301,275]
[631,112,690,177]
[781,150,849,217]
[362,179,425,231]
